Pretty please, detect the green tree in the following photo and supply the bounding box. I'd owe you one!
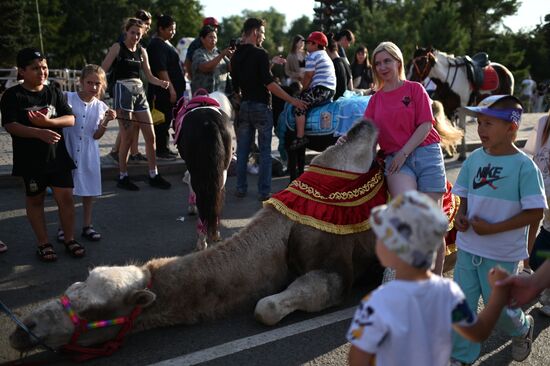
[0,0,31,67]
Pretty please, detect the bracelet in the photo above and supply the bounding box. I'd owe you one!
[100,122,109,128]
[402,151,409,158]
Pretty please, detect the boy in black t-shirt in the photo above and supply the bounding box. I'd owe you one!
[0,48,85,261]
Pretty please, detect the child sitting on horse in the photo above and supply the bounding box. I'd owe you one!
[290,31,336,150]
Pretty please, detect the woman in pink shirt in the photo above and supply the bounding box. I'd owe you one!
[364,41,447,274]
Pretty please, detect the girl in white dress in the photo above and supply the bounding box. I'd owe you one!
[63,65,116,241]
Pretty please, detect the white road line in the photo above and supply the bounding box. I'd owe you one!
[146,306,356,366]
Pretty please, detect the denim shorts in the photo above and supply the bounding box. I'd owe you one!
[113,79,149,112]
[384,143,446,193]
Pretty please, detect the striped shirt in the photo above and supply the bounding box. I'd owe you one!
[305,50,336,90]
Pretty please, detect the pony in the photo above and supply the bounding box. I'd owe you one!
[408,47,514,119]
[174,91,234,250]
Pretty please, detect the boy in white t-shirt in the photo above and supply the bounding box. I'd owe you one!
[347,191,511,366]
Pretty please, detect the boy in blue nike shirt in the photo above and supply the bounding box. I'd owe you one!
[450,95,547,365]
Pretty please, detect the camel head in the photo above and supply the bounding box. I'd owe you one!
[312,119,378,173]
[10,265,155,352]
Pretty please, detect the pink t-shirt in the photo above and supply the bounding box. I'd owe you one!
[364,80,440,154]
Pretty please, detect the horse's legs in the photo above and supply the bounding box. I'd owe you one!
[254,270,344,326]
[183,171,198,215]
[196,217,208,251]
[425,191,446,276]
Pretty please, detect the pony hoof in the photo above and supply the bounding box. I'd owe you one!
[212,231,222,242]
[195,240,207,251]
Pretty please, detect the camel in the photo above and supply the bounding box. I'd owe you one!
[10,120,383,354]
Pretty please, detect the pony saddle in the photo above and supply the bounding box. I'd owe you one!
[172,94,221,144]
[463,53,499,91]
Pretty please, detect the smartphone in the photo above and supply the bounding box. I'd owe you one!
[229,39,237,49]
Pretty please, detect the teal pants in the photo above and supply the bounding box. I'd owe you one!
[451,250,529,364]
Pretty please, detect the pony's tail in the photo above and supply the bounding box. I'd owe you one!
[432,100,463,156]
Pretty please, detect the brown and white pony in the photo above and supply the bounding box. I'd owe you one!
[408,47,514,119]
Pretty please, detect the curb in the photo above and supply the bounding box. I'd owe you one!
[0,138,529,189]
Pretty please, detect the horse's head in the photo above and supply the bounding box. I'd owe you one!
[408,46,436,82]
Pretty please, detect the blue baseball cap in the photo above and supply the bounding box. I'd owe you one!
[463,95,523,125]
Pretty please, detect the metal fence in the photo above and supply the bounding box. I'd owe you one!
[0,68,81,93]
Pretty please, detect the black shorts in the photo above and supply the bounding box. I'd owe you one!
[22,170,74,197]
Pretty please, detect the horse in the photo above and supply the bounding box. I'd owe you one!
[174,91,234,250]
[408,47,515,119]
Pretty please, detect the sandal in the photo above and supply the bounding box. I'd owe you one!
[81,226,101,241]
[57,228,65,243]
[64,240,86,258]
[36,243,57,262]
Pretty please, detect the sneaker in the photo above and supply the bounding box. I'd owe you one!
[167,150,179,157]
[149,174,171,189]
[519,267,534,276]
[129,153,148,164]
[511,314,534,361]
[156,151,177,161]
[109,150,119,162]
[117,176,139,191]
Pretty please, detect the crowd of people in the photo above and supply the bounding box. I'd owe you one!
[1,10,550,366]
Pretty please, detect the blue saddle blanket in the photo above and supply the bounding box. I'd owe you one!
[279,94,371,137]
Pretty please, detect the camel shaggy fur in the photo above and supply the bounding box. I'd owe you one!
[10,120,382,352]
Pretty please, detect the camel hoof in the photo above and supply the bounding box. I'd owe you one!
[254,297,285,326]
[188,205,198,215]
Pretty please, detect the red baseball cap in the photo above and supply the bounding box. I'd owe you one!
[306,31,328,47]
[203,17,219,26]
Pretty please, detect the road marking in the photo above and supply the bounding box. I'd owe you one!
[146,306,356,366]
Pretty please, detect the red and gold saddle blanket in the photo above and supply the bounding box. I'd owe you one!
[265,164,388,235]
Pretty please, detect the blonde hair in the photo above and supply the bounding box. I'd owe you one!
[371,41,406,91]
[80,64,107,98]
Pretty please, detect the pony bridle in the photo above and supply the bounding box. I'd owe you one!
[412,52,435,81]
[59,280,152,362]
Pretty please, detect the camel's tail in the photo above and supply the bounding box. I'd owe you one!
[177,108,232,239]
[432,100,463,156]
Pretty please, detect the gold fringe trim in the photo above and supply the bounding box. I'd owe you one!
[287,171,384,207]
[447,194,461,231]
[445,243,457,256]
[266,198,371,234]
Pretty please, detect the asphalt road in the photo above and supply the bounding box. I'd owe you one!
[0,155,549,366]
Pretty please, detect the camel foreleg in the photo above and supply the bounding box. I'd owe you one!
[254,270,344,326]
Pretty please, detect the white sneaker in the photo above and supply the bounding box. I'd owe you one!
[511,315,534,361]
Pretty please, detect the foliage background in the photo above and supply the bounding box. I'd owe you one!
[0,0,549,93]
